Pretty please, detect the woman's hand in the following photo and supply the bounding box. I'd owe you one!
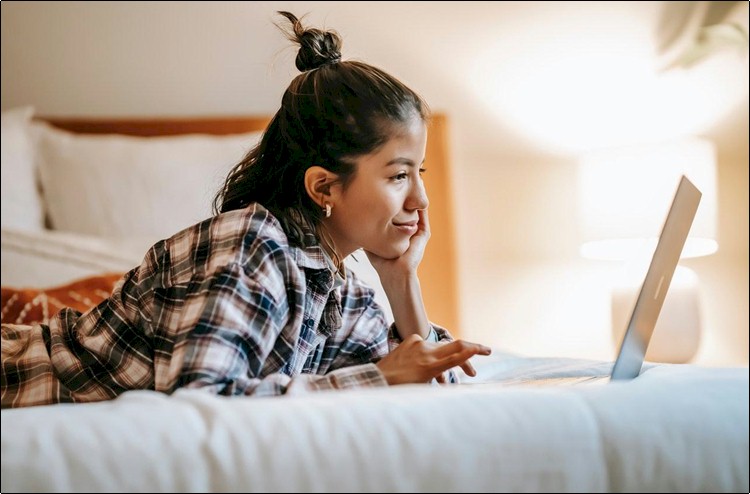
[366,209,430,281]
[375,334,492,385]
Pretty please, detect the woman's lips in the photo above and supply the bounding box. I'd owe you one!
[393,222,418,235]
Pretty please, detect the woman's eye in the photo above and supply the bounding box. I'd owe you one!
[392,168,425,181]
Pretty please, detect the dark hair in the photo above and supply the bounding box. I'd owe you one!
[213,11,430,268]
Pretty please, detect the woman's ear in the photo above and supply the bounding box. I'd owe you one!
[304,166,338,207]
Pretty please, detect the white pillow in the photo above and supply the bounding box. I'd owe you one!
[33,122,262,243]
[1,106,46,231]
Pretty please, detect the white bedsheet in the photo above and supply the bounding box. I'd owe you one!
[0,227,149,287]
[2,354,747,493]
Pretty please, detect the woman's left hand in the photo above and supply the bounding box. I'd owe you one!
[365,209,430,281]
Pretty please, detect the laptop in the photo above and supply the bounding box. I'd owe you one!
[504,175,702,386]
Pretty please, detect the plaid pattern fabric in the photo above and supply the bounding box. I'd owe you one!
[1,204,453,408]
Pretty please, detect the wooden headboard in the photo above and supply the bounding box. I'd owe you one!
[40,114,459,335]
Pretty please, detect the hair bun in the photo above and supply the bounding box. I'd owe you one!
[277,11,343,71]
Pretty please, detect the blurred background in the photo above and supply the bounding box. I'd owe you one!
[2,1,747,365]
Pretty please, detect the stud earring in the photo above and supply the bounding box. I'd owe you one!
[323,203,332,218]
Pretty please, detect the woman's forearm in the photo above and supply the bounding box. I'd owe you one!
[381,274,431,340]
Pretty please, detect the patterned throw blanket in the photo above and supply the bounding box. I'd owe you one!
[1,273,123,326]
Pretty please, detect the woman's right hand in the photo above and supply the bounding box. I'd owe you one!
[375,334,492,385]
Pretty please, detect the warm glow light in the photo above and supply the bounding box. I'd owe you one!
[580,237,718,261]
[577,137,718,364]
[468,9,748,154]
[577,137,718,261]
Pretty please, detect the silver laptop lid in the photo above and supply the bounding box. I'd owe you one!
[610,175,702,380]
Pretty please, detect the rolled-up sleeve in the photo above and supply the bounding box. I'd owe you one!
[387,322,454,351]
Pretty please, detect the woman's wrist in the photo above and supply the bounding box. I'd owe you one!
[378,268,417,291]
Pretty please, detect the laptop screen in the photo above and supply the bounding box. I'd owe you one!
[610,175,702,380]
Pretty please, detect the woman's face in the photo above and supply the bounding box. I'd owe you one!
[325,117,429,259]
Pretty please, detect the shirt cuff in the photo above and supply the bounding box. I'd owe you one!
[387,322,454,351]
[303,363,389,392]
[425,327,439,342]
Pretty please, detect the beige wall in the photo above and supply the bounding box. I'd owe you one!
[3,1,747,364]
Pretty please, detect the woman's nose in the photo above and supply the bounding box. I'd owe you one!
[408,179,429,210]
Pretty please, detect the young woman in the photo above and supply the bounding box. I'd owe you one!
[0,11,491,409]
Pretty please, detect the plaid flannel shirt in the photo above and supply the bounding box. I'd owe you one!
[1,203,454,408]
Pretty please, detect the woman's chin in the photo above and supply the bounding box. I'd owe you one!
[368,242,409,260]
[388,241,410,258]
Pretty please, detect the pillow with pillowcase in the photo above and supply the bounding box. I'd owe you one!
[1,106,45,232]
[33,122,263,244]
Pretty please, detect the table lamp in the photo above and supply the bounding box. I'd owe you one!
[577,137,718,363]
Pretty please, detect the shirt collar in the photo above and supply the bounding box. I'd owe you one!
[321,248,347,290]
[290,235,346,290]
[268,208,345,288]
[291,236,330,271]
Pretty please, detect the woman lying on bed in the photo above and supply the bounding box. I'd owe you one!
[0,11,491,409]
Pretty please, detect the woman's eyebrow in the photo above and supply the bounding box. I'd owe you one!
[385,158,426,167]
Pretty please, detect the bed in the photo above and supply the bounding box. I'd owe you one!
[1,107,748,492]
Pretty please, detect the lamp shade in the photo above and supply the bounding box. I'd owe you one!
[577,137,718,260]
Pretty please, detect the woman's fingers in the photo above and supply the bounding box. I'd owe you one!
[417,208,430,236]
[416,340,490,380]
[460,359,477,377]
[376,335,490,385]
[432,339,491,359]
[440,347,480,370]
